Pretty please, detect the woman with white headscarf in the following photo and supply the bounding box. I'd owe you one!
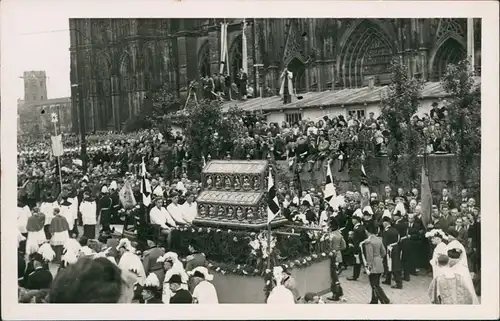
[117,238,146,285]
[267,266,296,304]
[446,229,469,271]
[188,266,218,304]
[426,229,449,278]
[158,252,189,304]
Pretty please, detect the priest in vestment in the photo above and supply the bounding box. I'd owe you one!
[25,207,46,255]
[428,250,479,304]
[49,207,70,264]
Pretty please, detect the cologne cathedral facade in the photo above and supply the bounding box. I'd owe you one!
[69,18,481,132]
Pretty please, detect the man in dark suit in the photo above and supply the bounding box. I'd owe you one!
[237,68,248,100]
[392,211,408,238]
[459,188,470,206]
[362,223,390,304]
[381,185,394,203]
[380,216,403,289]
[439,188,456,210]
[402,213,425,279]
[25,258,53,290]
[469,214,481,273]
[347,215,366,281]
[453,217,469,249]
[438,203,456,233]
[169,274,193,304]
[326,218,347,301]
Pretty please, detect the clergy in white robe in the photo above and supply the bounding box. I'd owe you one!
[181,193,198,224]
[80,191,97,239]
[150,198,177,229]
[166,193,189,225]
[18,204,32,235]
[68,195,79,228]
[59,198,75,234]
[40,201,56,228]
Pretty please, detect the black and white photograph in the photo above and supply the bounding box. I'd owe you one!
[2,0,499,319]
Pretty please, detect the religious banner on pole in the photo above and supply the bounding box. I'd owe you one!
[242,19,248,74]
[51,134,64,157]
[119,180,137,209]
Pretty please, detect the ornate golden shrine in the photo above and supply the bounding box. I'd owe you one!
[194,160,287,230]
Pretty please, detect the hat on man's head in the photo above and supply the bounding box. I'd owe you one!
[167,274,183,284]
[381,216,392,224]
[188,266,214,281]
[447,248,462,259]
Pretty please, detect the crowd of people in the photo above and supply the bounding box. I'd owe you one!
[17,98,455,202]
[16,94,479,304]
[17,153,480,305]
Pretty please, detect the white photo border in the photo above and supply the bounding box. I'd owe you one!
[2,0,498,319]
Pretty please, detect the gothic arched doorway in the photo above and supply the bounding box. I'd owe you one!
[287,57,306,93]
[431,37,466,81]
[119,53,132,128]
[95,52,112,131]
[229,35,243,83]
[198,42,211,78]
[337,20,395,88]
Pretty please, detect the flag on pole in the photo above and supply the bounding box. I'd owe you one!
[267,169,280,224]
[51,135,64,157]
[119,180,137,209]
[242,19,248,74]
[219,22,228,74]
[225,27,230,77]
[420,164,432,227]
[467,18,475,68]
[140,158,152,207]
[324,161,336,207]
[360,163,370,208]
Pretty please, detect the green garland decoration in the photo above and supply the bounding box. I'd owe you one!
[169,226,335,277]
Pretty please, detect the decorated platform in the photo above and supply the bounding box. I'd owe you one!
[194,160,288,230]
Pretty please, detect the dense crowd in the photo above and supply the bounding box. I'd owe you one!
[16,95,479,304]
[17,99,455,202]
[17,155,481,304]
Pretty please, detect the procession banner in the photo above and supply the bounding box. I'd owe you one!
[242,19,248,73]
[420,165,432,227]
[360,164,370,208]
[119,180,137,209]
[51,134,64,157]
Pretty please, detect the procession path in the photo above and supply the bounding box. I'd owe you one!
[321,267,433,304]
[47,224,479,305]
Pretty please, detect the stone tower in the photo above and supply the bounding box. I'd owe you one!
[23,70,48,102]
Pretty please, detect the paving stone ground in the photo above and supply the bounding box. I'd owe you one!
[46,225,479,304]
[320,266,433,304]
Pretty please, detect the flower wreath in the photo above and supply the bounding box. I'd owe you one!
[425,229,449,241]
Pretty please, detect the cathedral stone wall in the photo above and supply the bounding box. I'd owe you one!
[70,18,480,132]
